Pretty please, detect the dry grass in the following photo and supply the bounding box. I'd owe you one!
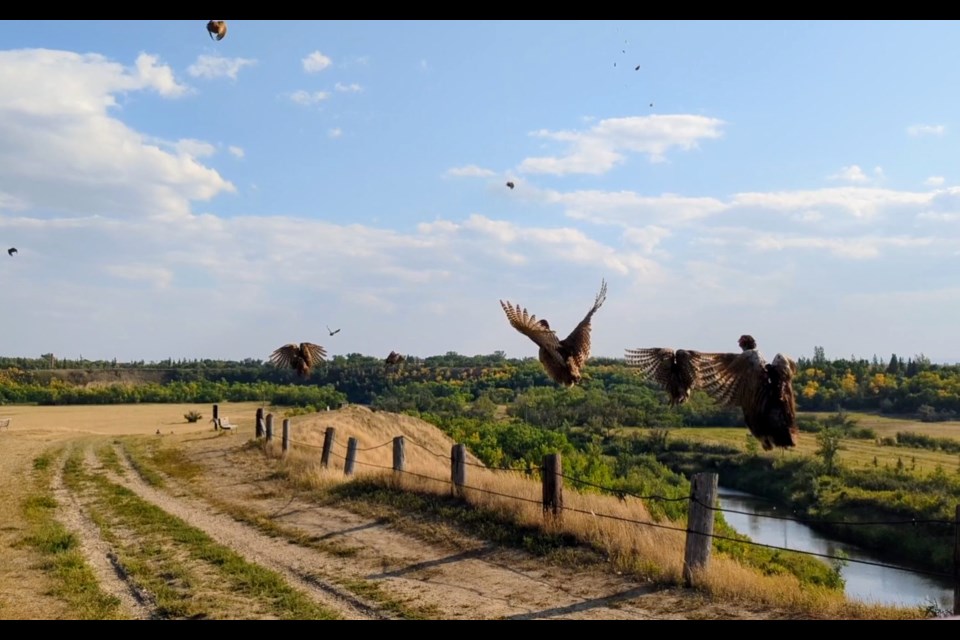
[269,406,924,619]
[0,402,265,437]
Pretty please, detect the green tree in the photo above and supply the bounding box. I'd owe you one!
[816,427,844,475]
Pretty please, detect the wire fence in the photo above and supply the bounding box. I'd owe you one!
[271,426,958,584]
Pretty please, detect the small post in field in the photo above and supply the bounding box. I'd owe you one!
[321,427,336,468]
[393,436,405,473]
[542,453,563,523]
[265,414,273,440]
[344,437,358,476]
[212,404,219,421]
[256,406,265,439]
[282,419,290,454]
[451,443,466,497]
[683,472,718,588]
[953,504,960,615]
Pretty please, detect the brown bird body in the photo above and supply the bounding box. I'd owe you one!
[626,335,798,450]
[269,342,326,377]
[207,20,227,41]
[385,351,405,365]
[500,279,607,387]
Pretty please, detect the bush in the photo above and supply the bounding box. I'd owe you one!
[184,410,203,423]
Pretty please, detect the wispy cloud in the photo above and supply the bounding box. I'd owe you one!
[907,124,945,137]
[288,90,329,106]
[228,146,245,158]
[828,164,869,183]
[519,115,725,175]
[187,54,257,80]
[328,128,342,139]
[103,264,174,289]
[925,176,945,187]
[174,139,217,158]
[302,51,332,73]
[334,82,363,93]
[445,165,496,178]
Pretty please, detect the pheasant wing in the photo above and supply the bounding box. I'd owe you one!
[299,342,327,368]
[269,344,300,370]
[500,300,561,352]
[559,279,608,368]
[700,350,766,407]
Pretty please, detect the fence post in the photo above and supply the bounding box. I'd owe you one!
[266,417,276,442]
[451,443,466,498]
[265,414,273,440]
[344,437,358,476]
[393,436,405,473]
[321,427,336,468]
[954,504,960,615]
[542,453,563,522]
[282,419,290,454]
[683,471,718,588]
[256,406,265,438]
[212,404,219,421]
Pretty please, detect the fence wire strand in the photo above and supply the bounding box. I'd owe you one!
[280,437,958,582]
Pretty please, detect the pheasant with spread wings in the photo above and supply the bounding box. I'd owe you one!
[500,279,607,387]
[269,342,326,378]
[625,335,798,450]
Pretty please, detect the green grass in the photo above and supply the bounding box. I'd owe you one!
[69,458,343,620]
[18,451,127,620]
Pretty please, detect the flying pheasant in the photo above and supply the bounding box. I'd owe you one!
[269,342,326,377]
[500,279,607,387]
[385,351,405,365]
[626,335,798,450]
[206,20,227,41]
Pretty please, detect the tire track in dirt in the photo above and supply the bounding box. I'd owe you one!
[103,443,395,620]
[51,444,156,619]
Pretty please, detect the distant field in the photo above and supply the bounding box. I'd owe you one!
[621,411,960,475]
[0,402,269,437]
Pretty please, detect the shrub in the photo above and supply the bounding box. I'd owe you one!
[184,410,203,423]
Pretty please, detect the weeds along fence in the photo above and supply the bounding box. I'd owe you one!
[230,406,960,614]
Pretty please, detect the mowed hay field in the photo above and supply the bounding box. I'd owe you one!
[634,411,960,473]
[0,401,265,437]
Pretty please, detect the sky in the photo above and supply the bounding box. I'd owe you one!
[1,20,959,365]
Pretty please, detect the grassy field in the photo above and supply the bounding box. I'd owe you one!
[619,410,960,476]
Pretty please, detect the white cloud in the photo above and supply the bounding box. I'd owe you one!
[545,189,726,225]
[103,264,174,289]
[289,90,329,106]
[907,124,945,137]
[445,165,496,178]
[328,128,342,139]
[174,139,216,158]
[748,234,933,259]
[925,176,945,187]
[334,82,362,93]
[622,226,671,254]
[187,54,257,80]
[828,165,869,183]
[519,115,725,175]
[0,49,233,219]
[228,146,245,159]
[302,51,332,73]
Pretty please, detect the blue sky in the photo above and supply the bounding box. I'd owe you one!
[1,20,959,364]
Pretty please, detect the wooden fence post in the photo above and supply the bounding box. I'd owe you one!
[393,436,405,473]
[683,472,719,588]
[265,414,273,440]
[542,453,563,522]
[256,406,265,438]
[212,404,219,421]
[266,417,275,442]
[344,437,358,476]
[451,443,466,498]
[954,504,960,615]
[282,419,290,454]
[321,427,336,468]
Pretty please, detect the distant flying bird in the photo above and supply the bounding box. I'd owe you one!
[7,248,15,256]
[327,326,341,336]
[206,20,227,41]
[269,342,327,377]
[626,335,798,451]
[506,181,515,189]
[385,351,405,365]
[635,65,641,71]
[500,279,607,387]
